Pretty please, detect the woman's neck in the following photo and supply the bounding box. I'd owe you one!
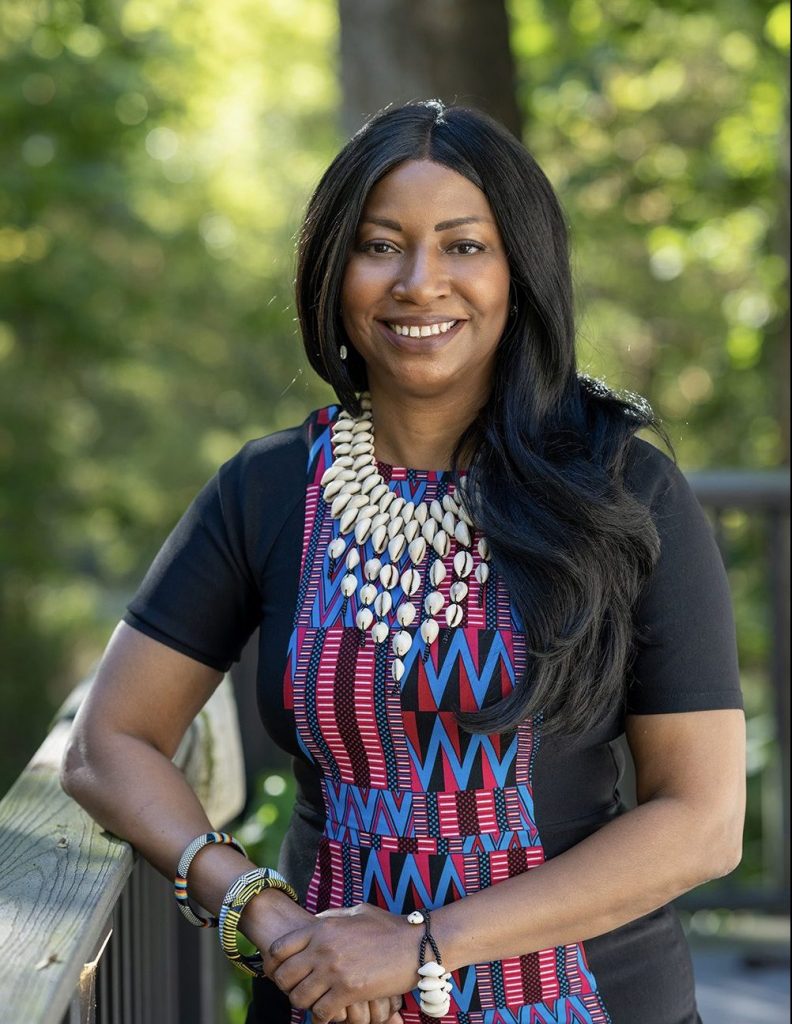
[364,384,484,471]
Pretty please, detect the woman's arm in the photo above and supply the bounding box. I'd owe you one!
[60,622,313,947]
[266,707,746,1021]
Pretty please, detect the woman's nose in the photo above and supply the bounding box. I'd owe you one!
[390,250,450,305]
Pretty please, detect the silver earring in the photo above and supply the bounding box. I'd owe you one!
[339,344,348,361]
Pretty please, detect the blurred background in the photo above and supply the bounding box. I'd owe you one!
[0,0,789,1021]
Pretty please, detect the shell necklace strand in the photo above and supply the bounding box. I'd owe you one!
[320,392,491,687]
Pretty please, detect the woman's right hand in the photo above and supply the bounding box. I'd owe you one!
[241,890,403,1023]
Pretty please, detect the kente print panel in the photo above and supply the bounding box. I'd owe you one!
[282,407,612,1023]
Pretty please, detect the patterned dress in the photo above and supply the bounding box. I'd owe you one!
[284,406,612,1023]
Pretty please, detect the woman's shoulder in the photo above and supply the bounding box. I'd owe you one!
[218,404,337,485]
[623,434,681,508]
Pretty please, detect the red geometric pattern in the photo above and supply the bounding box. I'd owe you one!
[284,407,612,1023]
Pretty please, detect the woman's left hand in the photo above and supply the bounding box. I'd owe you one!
[263,902,419,1023]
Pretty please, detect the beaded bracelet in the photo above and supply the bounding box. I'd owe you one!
[219,867,300,977]
[407,909,452,1017]
[174,831,247,928]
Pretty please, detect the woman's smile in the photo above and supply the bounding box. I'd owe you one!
[340,159,511,399]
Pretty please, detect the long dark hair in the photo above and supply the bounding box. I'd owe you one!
[296,100,670,737]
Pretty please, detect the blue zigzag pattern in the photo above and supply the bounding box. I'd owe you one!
[407,716,521,792]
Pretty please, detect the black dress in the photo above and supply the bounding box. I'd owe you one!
[125,407,742,1023]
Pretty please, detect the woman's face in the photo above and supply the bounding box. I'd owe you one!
[341,159,511,400]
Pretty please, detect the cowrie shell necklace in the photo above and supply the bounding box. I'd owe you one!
[320,392,492,687]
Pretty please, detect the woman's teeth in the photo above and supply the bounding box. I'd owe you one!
[387,320,458,337]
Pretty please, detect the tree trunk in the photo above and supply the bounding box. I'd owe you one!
[338,0,522,139]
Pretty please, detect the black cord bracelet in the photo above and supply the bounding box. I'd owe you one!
[417,908,443,966]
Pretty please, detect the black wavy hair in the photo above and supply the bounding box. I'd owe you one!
[296,99,671,737]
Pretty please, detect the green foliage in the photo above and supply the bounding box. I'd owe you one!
[0,0,787,924]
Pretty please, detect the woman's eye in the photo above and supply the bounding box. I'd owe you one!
[360,241,398,254]
[449,241,484,255]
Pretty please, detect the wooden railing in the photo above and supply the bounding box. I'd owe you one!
[0,677,246,1024]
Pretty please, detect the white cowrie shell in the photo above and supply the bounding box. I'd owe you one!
[360,582,377,605]
[347,494,369,511]
[364,558,382,580]
[432,531,450,557]
[420,618,440,645]
[332,430,354,444]
[379,564,399,589]
[371,621,389,644]
[475,562,490,584]
[353,452,373,470]
[446,603,464,627]
[371,511,389,530]
[408,537,427,564]
[415,503,428,525]
[418,962,445,978]
[430,499,444,523]
[392,630,412,657]
[358,464,377,481]
[339,480,362,496]
[422,519,437,543]
[422,999,450,1018]
[323,478,346,501]
[454,521,472,548]
[356,607,374,630]
[334,456,354,468]
[390,496,405,517]
[454,550,474,577]
[361,473,380,496]
[401,568,421,596]
[328,538,346,559]
[371,525,388,553]
[430,560,446,587]
[391,657,405,682]
[442,494,459,514]
[341,574,357,597]
[351,441,374,456]
[396,601,416,626]
[421,989,448,1005]
[418,978,445,991]
[379,490,397,511]
[357,503,379,520]
[425,591,444,616]
[387,516,404,539]
[340,508,359,534]
[334,443,352,456]
[345,547,360,569]
[320,465,340,487]
[388,535,406,561]
[458,502,474,527]
[354,517,372,543]
[478,537,490,559]
[403,520,420,543]
[370,483,388,503]
[374,591,392,617]
[450,581,468,603]
[351,419,370,434]
[442,510,455,534]
[337,469,357,481]
[332,418,354,432]
[402,501,415,523]
[407,911,425,925]
[331,492,353,517]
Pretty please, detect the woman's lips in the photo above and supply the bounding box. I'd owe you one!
[376,319,466,352]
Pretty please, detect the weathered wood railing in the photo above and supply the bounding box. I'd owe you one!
[0,676,246,1024]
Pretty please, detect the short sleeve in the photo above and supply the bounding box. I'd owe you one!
[624,439,744,715]
[123,443,268,672]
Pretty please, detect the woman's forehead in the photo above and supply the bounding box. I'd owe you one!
[359,159,494,223]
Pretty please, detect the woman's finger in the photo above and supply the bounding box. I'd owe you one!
[267,927,312,968]
[270,952,314,994]
[366,997,394,1023]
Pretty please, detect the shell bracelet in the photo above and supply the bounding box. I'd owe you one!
[319,392,492,684]
[407,909,452,1017]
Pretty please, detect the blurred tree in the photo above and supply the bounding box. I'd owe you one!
[0,0,788,916]
[338,0,521,136]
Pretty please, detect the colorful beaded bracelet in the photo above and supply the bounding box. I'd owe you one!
[174,831,247,928]
[219,867,300,978]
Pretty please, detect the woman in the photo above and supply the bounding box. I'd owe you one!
[61,101,746,1024]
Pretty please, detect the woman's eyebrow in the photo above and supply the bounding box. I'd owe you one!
[360,215,491,231]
